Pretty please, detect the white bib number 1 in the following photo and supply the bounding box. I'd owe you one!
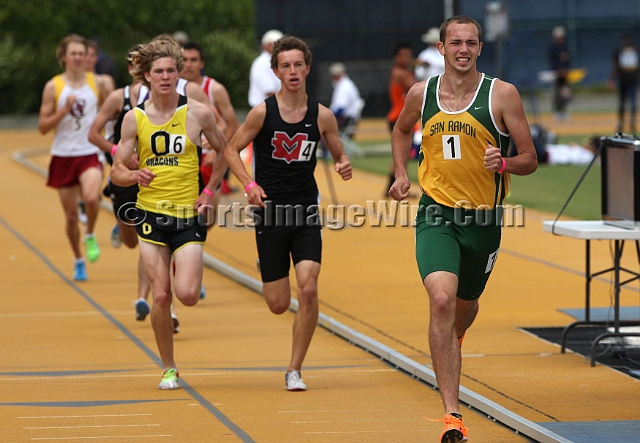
[442,135,461,160]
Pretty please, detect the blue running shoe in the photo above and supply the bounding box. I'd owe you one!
[199,284,206,299]
[111,224,122,249]
[73,261,87,281]
[135,299,150,321]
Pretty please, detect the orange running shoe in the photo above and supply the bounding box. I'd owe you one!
[427,413,469,442]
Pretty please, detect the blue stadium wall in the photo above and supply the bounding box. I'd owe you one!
[255,0,640,116]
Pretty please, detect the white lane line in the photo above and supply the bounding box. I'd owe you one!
[19,414,153,419]
[31,436,172,441]
[1,311,133,318]
[25,424,160,430]
[291,419,424,424]
[3,367,397,382]
[278,408,416,413]
[305,430,428,434]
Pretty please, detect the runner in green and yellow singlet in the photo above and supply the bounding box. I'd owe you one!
[389,15,538,443]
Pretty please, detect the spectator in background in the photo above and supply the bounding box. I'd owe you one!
[85,40,115,96]
[248,29,283,107]
[415,27,445,81]
[548,25,571,120]
[172,31,189,47]
[385,41,416,196]
[87,38,117,78]
[328,62,361,134]
[608,33,640,133]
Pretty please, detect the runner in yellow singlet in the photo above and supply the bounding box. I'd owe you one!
[110,37,227,391]
[389,16,538,443]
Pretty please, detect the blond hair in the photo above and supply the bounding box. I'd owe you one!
[129,36,184,87]
[56,34,87,69]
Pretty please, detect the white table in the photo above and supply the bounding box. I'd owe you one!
[542,220,640,366]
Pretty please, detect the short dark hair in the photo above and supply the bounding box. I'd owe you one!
[440,15,483,43]
[271,35,312,69]
[393,41,412,56]
[182,42,205,61]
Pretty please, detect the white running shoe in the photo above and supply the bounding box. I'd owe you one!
[158,368,179,390]
[111,224,122,249]
[285,370,307,391]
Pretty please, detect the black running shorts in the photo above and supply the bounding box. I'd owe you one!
[134,209,207,253]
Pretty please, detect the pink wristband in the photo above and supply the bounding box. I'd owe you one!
[202,188,213,197]
[244,181,258,193]
[498,158,507,173]
[111,145,117,157]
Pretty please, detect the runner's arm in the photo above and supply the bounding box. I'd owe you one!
[224,104,268,207]
[196,102,228,196]
[88,88,123,152]
[488,81,538,176]
[212,82,239,140]
[389,82,424,201]
[110,110,147,187]
[38,81,73,134]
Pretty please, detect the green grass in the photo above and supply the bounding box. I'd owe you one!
[506,164,600,219]
[350,155,601,220]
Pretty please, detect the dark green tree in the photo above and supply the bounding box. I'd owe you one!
[0,0,256,113]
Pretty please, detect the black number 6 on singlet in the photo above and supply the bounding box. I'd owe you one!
[150,131,186,156]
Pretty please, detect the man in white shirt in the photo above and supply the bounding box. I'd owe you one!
[415,27,445,81]
[248,29,283,107]
[328,62,362,134]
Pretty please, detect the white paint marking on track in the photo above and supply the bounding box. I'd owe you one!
[278,408,416,413]
[19,414,153,419]
[305,430,428,434]
[25,424,161,430]
[30,436,172,441]
[291,418,425,424]
[0,311,133,318]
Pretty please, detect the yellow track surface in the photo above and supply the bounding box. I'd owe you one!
[1,129,637,442]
